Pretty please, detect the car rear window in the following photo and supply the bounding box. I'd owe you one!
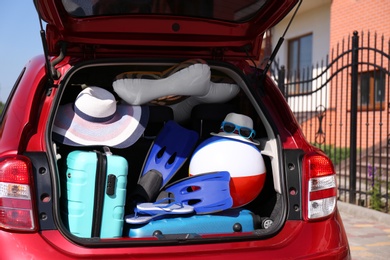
[62,0,268,22]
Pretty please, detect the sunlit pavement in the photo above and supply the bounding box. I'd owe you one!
[338,201,390,260]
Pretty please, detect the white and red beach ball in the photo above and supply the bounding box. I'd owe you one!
[189,136,266,208]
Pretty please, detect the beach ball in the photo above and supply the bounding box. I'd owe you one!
[189,136,266,207]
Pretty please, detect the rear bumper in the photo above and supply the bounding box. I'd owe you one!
[0,212,350,260]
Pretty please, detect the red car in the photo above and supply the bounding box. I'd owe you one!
[0,0,350,259]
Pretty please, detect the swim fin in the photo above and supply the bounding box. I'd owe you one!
[155,171,233,214]
[139,120,199,191]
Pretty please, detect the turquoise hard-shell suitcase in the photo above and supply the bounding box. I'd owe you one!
[61,149,128,238]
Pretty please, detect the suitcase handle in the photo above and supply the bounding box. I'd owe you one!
[91,151,107,237]
[106,174,116,196]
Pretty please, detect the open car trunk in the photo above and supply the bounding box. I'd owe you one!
[50,58,286,246]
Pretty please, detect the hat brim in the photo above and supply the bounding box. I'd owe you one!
[53,104,149,148]
[210,132,260,145]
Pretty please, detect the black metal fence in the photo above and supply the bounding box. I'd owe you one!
[271,31,390,213]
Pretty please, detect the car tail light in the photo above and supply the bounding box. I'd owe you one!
[0,156,36,231]
[303,152,337,220]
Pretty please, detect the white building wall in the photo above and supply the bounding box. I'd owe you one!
[272,1,331,66]
[271,1,331,113]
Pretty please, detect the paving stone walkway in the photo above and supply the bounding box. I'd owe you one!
[338,202,390,260]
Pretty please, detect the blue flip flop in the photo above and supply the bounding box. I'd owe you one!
[125,199,194,224]
[136,198,194,215]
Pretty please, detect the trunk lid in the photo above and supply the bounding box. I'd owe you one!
[34,0,298,59]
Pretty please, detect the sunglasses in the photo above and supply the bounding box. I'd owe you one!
[220,121,256,139]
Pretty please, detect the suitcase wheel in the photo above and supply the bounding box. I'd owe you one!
[233,223,243,232]
[261,218,273,229]
[153,230,163,236]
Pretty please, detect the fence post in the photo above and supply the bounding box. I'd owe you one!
[278,66,287,100]
[349,31,359,204]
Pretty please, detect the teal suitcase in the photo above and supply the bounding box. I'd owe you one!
[61,148,128,238]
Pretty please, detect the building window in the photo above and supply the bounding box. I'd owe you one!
[358,70,385,111]
[287,34,313,94]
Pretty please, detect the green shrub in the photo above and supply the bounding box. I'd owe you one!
[368,164,389,212]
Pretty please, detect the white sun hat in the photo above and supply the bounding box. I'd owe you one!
[52,86,149,148]
[211,112,260,145]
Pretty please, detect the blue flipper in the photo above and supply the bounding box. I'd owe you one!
[156,171,233,214]
[140,120,199,190]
